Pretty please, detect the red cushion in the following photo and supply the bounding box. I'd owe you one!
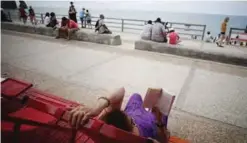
[100,124,147,143]
[27,89,79,107]
[2,107,56,132]
[10,107,56,125]
[1,78,32,98]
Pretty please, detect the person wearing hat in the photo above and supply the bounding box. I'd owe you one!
[151,18,167,43]
[141,20,153,40]
[168,28,180,45]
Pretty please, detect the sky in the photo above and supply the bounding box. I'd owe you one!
[25,1,247,16]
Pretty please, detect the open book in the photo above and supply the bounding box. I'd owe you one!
[143,88,175,116]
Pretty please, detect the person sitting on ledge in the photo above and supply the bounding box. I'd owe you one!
[141,20,152,40]
[95,14,112,34]
[47,12,58,29]
[44,12,50,26]
[151,18,167,43]
[205,31,214,43]
[69,88,169,143]
[55,17,79,40]
[168,28,180,45]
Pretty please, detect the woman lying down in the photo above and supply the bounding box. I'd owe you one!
[68,88,169,143]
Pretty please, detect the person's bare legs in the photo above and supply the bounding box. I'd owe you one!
[33,17,37,25]
[30,16,34,25]
[217,34,225,47]
[56,27,68,39]
[67,28,79,40]
[23,17,27,24]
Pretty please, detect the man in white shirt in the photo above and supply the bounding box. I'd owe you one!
[151,18,167,43]
[141,20,152,40]
[205,31,214,43]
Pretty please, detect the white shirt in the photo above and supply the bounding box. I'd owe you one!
[141,24,152,40]
[205,34,213,42]
[44,16,50,25]
[151,22,166,42]
[99,19,104,26]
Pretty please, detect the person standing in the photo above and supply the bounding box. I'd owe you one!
[68,2,77,23]
[85,10,92,28]
[79,8,85,28]
[216,17,230,47]
[19,6,27,24]
[28,6,36,25]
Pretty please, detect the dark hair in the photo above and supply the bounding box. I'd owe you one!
[147,20,152,24]
[45,12,50,17]
[50,12,55,17]
[70,2,73,5]
[86,10,89,12]
[155,17,161,23]
[207,31,210,35]
[101,110,133,132]
[62,17,68,21]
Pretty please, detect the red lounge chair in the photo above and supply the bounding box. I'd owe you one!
[1,78,33,99]
[1,78,188,143]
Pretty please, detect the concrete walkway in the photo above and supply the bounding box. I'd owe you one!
[1,31,247,143]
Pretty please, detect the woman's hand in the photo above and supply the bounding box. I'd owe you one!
[69,106,98,129]
[152,106,163,123]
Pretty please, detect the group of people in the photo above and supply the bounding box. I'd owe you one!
[17,1,112,40]
[69,2,92,28]
[19,5,37,25]
[44,12,58,28]
[141,18,180,45]
[204,17,230,47]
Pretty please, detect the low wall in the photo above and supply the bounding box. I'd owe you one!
[135,40,247,67]
[1,22,122,46]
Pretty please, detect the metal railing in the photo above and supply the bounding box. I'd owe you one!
[7,10,206,40]
[228,27,247,45]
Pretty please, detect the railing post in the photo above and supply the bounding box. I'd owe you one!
[201,25,206,40]
[228,28,232,45]
[41,14,44,24]
[7,12,11,20]
[121,19,124,32]
[170,23,173,28]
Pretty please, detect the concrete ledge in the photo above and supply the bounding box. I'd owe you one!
[135,40,247,67]
[1,22,122,45]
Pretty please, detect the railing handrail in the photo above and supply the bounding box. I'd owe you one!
[7,10,207,40]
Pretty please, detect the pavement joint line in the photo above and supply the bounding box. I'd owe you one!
[175,61,197,109]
